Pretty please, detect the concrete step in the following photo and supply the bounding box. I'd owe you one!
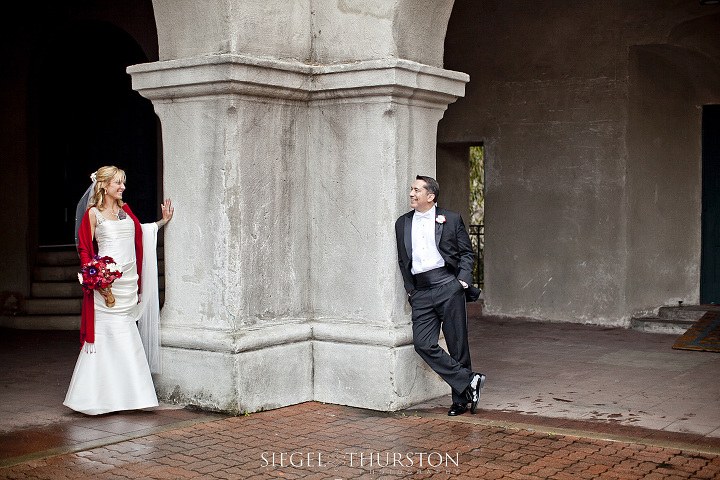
[34,262,165,282]
[630,317,694,335]
[631,305,720,334]
[658,306,714,321]
[0,314,80,330]
[30,276,164,298]
[24,287,165,305]
[31,281,84,298]
[36,249,79,266]
[10,291,164,328]
[33,265,80,282]
[4,245,167,330]
[24,298,83,315]
[37,247,164,266]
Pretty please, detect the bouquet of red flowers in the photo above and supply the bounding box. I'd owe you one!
[78,255,123,307]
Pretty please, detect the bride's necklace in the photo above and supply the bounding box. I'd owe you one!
[109,206,127,220]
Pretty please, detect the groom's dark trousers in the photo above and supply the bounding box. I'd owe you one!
[409,267,472,404]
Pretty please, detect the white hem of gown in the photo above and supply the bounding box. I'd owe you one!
[63,311,159,415]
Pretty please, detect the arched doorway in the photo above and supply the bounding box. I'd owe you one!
[36,20,158,246]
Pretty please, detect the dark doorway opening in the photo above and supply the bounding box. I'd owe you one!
[36,20,158,246]
[701,104,720,304]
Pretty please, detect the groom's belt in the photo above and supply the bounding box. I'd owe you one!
[414,267,455,290]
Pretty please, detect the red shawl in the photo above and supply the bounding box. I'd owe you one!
[77,204,143,345]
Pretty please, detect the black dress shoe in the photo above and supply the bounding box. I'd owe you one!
[468,373,486,414]
[448,402,468,416]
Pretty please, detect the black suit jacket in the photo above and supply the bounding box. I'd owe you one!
[395,207,478,300]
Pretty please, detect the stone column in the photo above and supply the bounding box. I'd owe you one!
[306,60,469,409]
[129,55,467,413]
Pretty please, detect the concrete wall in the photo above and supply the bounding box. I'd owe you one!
[439,1,720,325]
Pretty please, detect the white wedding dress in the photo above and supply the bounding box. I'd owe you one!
[64,208,158,415]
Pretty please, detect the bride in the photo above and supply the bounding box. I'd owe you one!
[64,166,173,415]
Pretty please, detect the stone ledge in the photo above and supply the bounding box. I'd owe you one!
[128,54,468,107]
[161,319,415,353]
[630,317,693,335]
[161,321,312,353]
[312,319,413,347]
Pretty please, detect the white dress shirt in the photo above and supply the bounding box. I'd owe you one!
[411,205,445,275]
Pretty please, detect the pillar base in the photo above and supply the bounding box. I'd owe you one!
[156,322,448,413]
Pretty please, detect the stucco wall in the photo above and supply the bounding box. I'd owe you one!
[439,0,720,324]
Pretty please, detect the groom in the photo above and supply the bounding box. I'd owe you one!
[395,175,485,416]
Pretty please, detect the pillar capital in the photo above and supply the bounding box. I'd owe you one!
[128,54,468,106]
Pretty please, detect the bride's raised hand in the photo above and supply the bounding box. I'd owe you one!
[157,198,174,227]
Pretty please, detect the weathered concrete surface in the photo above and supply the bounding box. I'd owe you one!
[151,0,454,68]
[439,0,720,325]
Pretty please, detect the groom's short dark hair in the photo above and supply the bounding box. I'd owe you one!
[416,175,440,204]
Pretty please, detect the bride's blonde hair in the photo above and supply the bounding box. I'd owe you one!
[89,166,126,210]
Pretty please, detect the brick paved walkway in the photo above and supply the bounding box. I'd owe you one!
[2,402,719,479]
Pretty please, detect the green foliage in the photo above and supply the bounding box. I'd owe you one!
[469,146,484,287]
[469,146,484,225]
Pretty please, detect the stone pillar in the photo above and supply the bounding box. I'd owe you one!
[306,60,468,409]
[129,55,467,412]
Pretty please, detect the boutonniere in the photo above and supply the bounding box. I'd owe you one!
[436,215,446,224]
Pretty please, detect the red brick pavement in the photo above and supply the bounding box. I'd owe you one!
[2,402,719,480]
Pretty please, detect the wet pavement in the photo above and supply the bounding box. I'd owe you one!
[1,306,720,478]
[2,402,719,479]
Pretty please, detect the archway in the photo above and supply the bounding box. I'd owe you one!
[35,20,157,246]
